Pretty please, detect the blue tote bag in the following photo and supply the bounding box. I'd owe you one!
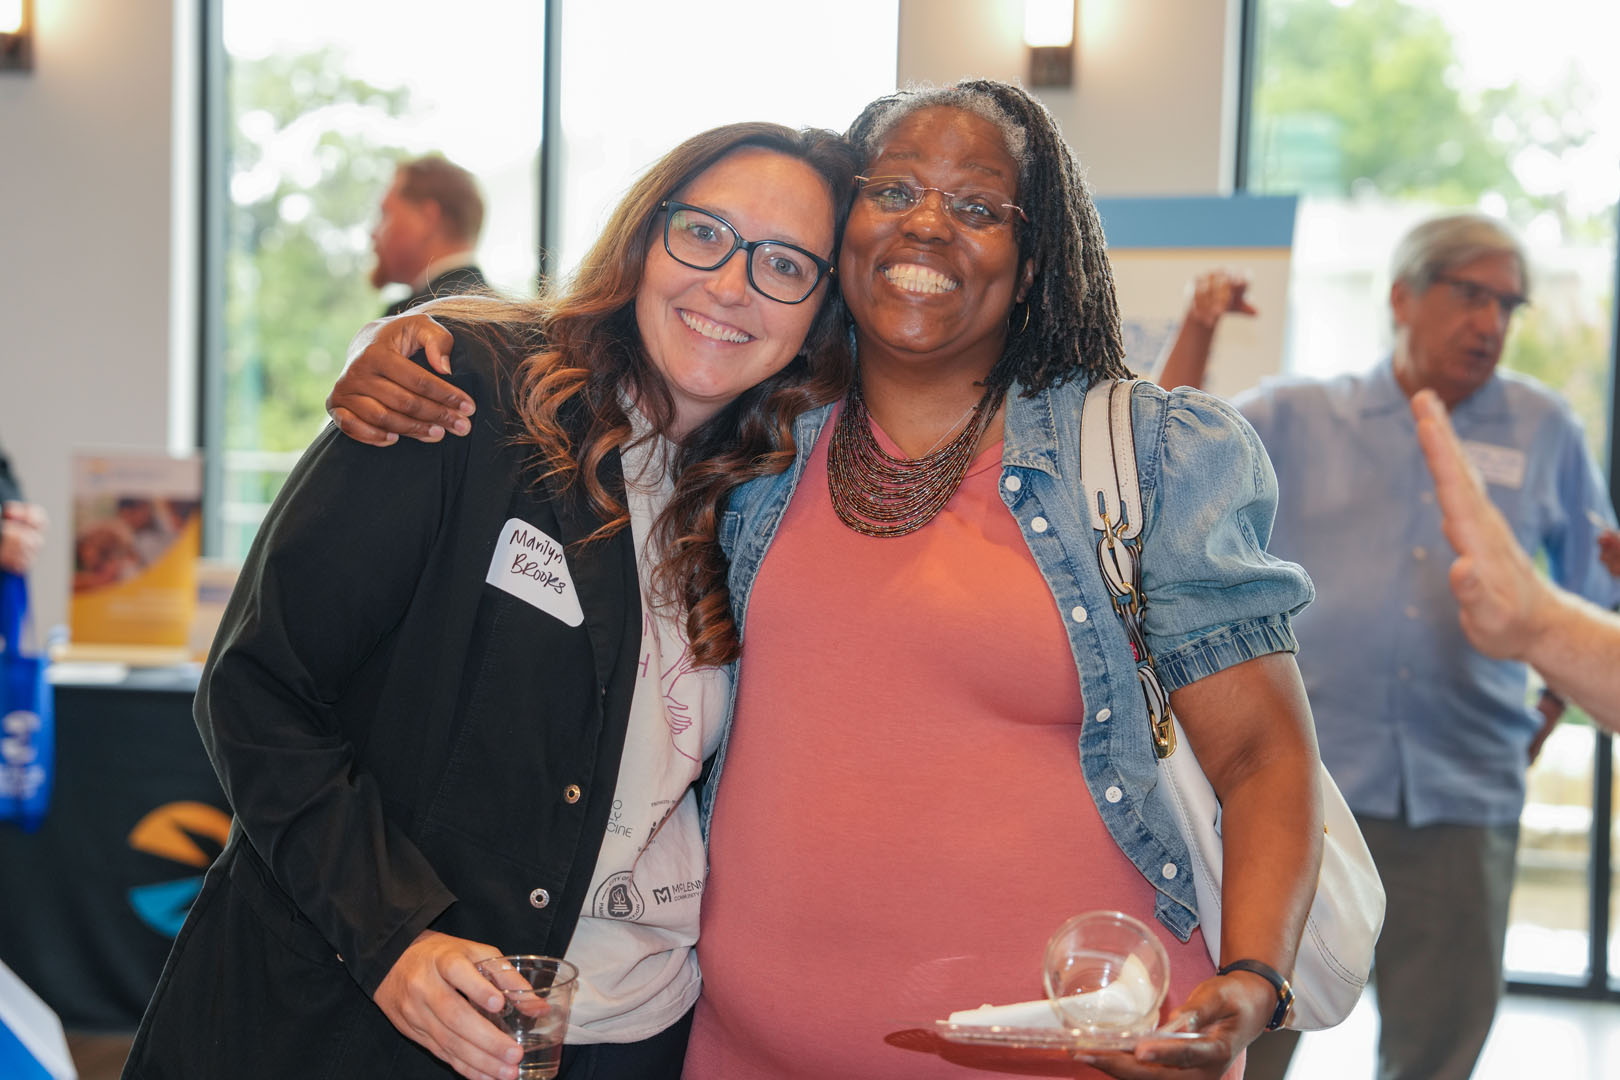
[0,572,53,832]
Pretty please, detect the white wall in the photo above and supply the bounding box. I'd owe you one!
[0,0,1238,637]
[0,0,184,635]
[898,0,1237,196]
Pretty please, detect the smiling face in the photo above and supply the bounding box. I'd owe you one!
[839,106,1034,382]
[634,147,837,435]
[1392,251,1524,407]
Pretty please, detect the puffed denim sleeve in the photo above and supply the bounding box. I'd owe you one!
[1134,385,1314,692]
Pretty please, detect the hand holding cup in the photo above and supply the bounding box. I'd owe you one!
[475,955,579,1080]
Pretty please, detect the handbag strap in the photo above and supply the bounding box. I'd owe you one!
[1080,378,1143,539]
[1079,379,1176,758]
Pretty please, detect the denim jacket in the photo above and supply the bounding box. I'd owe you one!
[701,374,1314,941]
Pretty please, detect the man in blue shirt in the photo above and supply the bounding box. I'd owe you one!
[1157,213,1620,1080]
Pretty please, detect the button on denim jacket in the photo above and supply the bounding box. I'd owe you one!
[701,374,1314,942]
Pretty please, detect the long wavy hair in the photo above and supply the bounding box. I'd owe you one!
[845,80,1132,393]
[429,123,859,666]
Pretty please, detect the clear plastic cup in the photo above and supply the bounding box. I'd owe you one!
[475,955,578,1080]
[1042,910,1171,1038]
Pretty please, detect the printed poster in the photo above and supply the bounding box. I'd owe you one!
[69,453,202,649]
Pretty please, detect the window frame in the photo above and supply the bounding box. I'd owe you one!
[197,0,557,560]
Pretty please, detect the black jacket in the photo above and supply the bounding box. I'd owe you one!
[384,263,489,317]
[124,336,643,1078]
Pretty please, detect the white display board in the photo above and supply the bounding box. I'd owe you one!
[1096,196,1298,399]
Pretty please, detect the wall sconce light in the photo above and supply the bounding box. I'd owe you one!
[1024,0,1076,89]
[0,0,34,73]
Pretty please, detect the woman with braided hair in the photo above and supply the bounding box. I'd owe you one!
[330,80,1323,1080]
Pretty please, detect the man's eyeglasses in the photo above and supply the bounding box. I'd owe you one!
[854,175,1026,230]
[1434,275,1527,320]
[659,201,834,305]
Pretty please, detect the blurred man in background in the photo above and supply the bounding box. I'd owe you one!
[371,153,487,316]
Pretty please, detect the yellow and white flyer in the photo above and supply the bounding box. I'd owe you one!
[69,453,202,651]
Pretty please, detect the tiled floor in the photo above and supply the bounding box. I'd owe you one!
[64,991,1618,1078]
[1282,988,1619,1080]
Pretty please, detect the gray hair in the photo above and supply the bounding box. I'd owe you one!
[854,83,1031,176]
[1390,212,1530,299]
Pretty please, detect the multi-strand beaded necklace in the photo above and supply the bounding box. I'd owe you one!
[827,379,1005,538]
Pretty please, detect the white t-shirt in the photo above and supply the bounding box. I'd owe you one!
[562,429,730,1042]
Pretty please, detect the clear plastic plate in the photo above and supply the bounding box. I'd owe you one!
[932,1019,1210,1052]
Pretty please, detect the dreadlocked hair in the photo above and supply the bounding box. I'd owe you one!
[846,79,1132,394]
[427,123,858,669]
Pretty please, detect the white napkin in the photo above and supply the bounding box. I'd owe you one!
[946,954,1157,1030]
[946,997,1065,1029]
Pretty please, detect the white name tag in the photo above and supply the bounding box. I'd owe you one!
[1460,441,1526,490]
[485,518,583,627]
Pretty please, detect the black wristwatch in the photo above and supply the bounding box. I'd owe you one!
[1218,958,1294,1031]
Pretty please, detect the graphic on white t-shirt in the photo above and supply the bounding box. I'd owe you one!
[650,614,704,763]
[562,422,728,1038]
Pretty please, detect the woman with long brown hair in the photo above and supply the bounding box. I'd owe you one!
[122,121,857,1080]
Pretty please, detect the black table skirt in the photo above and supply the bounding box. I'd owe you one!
[0,666,229,1032]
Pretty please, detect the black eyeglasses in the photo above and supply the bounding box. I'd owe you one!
[853,175,1027,229]
[658,201,834,305]
[1434,275,1527,320]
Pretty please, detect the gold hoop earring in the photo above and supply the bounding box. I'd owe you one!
[1011,303,1030,335]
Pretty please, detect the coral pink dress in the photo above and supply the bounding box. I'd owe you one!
[684,414,1238,1078]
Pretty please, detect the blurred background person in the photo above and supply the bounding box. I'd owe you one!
[1155,216,1620,1080]
[0,438,47,577]
[372,153,489,317]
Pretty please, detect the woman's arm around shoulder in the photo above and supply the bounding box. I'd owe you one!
[328,312,477,445]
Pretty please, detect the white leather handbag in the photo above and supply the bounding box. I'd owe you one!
[1078,378,1385,1031]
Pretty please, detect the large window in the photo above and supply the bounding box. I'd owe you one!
[550,0,898,277]
[1244,0,1619,997]
[1245,0,1618,460]
[203,1,897,562]
[206,0,546,561]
